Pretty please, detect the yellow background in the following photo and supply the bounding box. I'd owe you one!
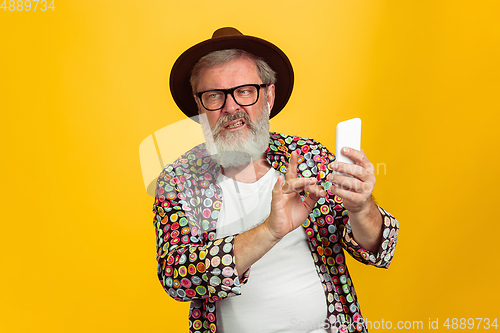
[1,0,499,332]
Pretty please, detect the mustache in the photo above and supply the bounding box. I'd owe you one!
[212,111,256,139]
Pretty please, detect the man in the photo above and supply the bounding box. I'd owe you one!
[153,27,399,333]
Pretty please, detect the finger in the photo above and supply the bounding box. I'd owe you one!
[327,173,371,194]
[327,184,364,205]
[286,151,298,181]
[302,188,324,211]
[339,147,375,174]
[329,162,372,182]
[282,177,317,194]
[304,183,327,198]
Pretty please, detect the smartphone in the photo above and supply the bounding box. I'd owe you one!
[336,118,361,164]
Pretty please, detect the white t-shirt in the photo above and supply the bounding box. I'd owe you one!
[215,168,328,333]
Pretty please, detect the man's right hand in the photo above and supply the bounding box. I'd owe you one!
[264,151,326,241]
[234,151,326,276]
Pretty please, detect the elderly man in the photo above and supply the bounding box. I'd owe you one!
[153,27,398,333]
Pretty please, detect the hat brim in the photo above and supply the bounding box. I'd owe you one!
[169,34,294,121]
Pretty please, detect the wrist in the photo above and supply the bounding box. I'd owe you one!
[349,199,379,226]
[261,218,283,244]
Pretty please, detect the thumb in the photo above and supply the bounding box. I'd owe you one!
[272,174,285,200]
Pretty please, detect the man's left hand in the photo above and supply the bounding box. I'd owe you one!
[327,147,383,252]
[327,147,376,215]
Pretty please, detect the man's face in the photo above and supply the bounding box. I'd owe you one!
[194,57,275,167]
[195,57,275,142]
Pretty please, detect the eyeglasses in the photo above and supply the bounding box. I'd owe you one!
[196,84,268,111]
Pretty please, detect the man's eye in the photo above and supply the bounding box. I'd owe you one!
[207,92,222,99]
[237,88,253,96]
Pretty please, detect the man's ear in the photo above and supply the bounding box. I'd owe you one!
[266,84,276,110]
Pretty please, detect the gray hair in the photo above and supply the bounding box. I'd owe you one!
[190,49,277,93]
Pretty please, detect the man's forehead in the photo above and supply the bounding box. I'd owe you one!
[199,56,257,73]
[197,58,261,88]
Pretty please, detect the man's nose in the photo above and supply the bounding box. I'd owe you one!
[222,93,239,113]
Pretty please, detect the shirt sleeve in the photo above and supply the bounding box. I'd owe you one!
[152,167,250,302]
[337,204,399,268]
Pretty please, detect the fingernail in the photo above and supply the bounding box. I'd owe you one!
[332,163,338,170]
[343,147,349,154]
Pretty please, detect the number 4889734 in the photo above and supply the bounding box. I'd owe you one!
[443,318,498,330]
[1,0,55,11]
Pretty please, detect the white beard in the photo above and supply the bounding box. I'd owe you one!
[200,104,270,168]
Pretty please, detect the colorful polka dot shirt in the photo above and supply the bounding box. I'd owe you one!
[152,132,399,333]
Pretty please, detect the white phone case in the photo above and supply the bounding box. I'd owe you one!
[336,118,361,164]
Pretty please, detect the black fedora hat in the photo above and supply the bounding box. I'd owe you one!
[169,27,294,120]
